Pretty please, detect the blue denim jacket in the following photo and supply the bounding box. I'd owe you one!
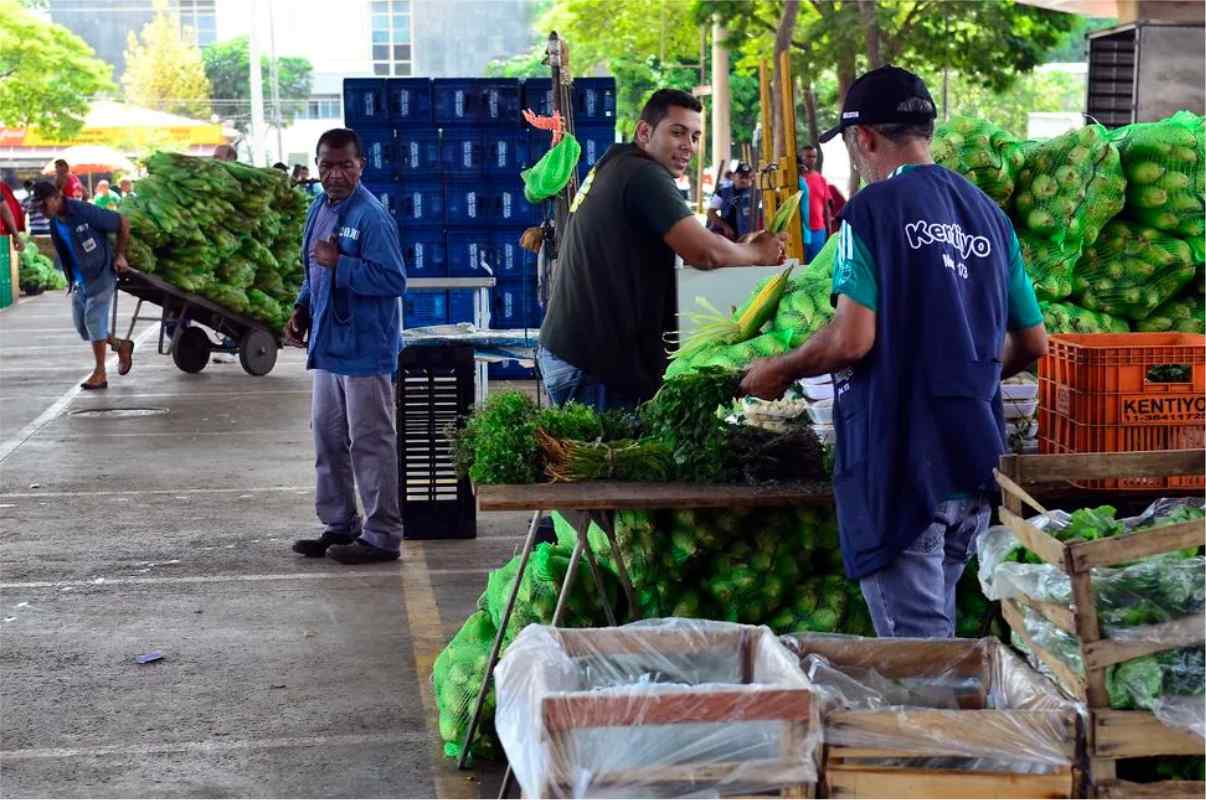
[295,183,408,377]
[47,199,122,299]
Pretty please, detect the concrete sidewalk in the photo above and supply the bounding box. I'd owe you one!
[0,292,519,797]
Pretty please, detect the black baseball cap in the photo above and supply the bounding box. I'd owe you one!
[819,65,937,143]
[733,162,752,175]
[30,181,59,203]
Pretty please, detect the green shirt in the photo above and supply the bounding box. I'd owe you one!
[93,194,118,210]
[831,164,1043,330]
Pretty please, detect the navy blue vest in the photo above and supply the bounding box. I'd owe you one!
[833,165,1013,579]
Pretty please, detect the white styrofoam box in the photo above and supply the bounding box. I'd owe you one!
[1002,382,1039,401]
[802,381,835,401]
[806,398,833,425]
[1003,398,1039,420]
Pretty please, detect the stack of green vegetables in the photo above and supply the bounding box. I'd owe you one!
[16,234,66,293]
[119,152,309,331]
[932,115,1026,209]
[1074,219,1196,322]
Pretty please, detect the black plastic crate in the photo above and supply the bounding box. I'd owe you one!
[396,346,476,540]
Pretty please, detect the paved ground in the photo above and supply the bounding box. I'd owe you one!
[0,292,521,797]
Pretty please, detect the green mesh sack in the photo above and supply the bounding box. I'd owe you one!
[1112,110,1206,243]
[1019,232,1079,302]
[202,285,250,314]
[483,555,523,631]
[1074,219,1196,321]
[932,115,1026,208]
[804,233,838,279]
[432,609,501,761]
[1040,300,1131,334]
[216,256,257,290]
[522,133,582,203]
[1136,294,1206,333]
[126,237,158,274]
[1013,125,1123,250]
[502,542,618,641]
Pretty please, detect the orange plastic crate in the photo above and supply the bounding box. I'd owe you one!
[1038,333,1206,490]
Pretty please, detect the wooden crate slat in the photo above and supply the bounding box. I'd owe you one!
[476,480,834,511]
[1083,613,1206,671]
[541,688,813,732]
[1017,594,1080,636]
[1000,507,1068,567]
[1009,450,1204,483]
[552,625,747,657]
[1094,779,1206,799]
[1092,710,1206,758]
[1068,519,1206,571]
[823,764,1074,799]
[1001,600,1088,701]
[786,637,985,680]
[555,759,814,787]
[825,709,1077,759]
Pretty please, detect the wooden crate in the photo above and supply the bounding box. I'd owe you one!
[996,449,1206,799]
[527,625,817,798]
[784,636,1080,799]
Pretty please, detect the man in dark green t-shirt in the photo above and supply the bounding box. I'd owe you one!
[539,89,787,408]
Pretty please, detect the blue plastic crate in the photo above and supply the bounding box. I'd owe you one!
[440,129,484,176]
[522,78,554,117]
[395,129,441,177]
[403,290,448,329]
[489,360,537,380]
[445,230,494,277]
[493,180,540,227]
[399,231,447,278]
[444,180,490,227]
[492,229,537,279]
[396,180,445,227]
[359,128,398,181]
[344,78,389,126]
[448,289,477,325]
[576,125,616,178]
[483,129,532,176]
[362,182,400,220]
[433,78,522,126]
[491,278,542,329]
[573,77,617,123]
[387,78,433,126]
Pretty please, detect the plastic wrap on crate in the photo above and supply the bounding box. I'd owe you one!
[978,498,1205,635]
[1012,606,1205,739]
[781,634,1079,768]
[494,619,820,799]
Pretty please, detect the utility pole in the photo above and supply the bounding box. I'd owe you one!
[248,0,267,166]
[267,0,284,163]
[711,17,731,177]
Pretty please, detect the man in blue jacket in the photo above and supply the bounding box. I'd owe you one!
[33,181,135,389]
[287,129,408,565]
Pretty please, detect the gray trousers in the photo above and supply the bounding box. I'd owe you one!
[312,370,402,552]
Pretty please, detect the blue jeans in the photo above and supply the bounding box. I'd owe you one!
[537,348,641,411]
[71,284,113,342]
[805,228,828,262]
[859,495,991,638]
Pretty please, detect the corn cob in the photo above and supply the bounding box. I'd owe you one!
[768,191,803,234]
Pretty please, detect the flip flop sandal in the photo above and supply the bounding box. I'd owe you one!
[81,380,109,390]
[117,340,134,376]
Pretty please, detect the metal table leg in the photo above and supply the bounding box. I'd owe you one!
[457,509,542,769]
[599,512,638,620]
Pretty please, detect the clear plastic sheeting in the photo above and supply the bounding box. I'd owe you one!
[978,498,1205,639]
[493,619,819,799]
[781,634,1080,768]
[1013,607,1205,739]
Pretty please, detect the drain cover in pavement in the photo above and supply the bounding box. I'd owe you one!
[70,408,169,419]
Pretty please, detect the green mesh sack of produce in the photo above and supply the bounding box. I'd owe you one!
[483,555,523,632]
[126,237,157,274]
[1013,125,1123,249]
[432,609,502,761]
[804,233,838,279]
[1040,301,1131,334]
[217,256,257,290]
[932,115,1026,208]
[1073,219,1196,321]
[1136,294,1206,333]
[246,289,285,329]
[773,277,833,335]
[1019,232,1079,302]
[502,543,617,641]
[1111,110,1205,244]
[203,284,250,314]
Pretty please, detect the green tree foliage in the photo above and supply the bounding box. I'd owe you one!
[0,0,114,140]
[122,0,212,119]
[202,36,314,132]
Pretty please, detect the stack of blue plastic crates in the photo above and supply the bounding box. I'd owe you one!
[343,75,617,380]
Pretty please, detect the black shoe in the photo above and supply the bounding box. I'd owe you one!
[327,540,400,564]
[534,516,557,546]
[292,530,357,558]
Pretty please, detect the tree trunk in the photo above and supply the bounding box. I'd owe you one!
[804,81,820,162]
[771,0,800,160]
[860,0,882,69]
[836,55,861,197]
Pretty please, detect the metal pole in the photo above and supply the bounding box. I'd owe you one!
[267,0,284,164]
[248,0,266,166]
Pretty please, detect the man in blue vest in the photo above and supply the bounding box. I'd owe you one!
[741,66,1049,638]
[287,128,408,565]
